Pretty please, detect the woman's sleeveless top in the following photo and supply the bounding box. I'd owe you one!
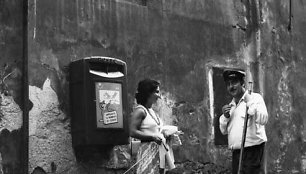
[134,105,163,135]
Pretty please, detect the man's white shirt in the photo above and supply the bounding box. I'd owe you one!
[219,92,268,149]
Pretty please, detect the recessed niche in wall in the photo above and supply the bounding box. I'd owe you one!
[209,67,233,146]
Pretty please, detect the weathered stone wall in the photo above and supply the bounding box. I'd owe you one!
[0,0,24,173]
[0,0,297,173]
[260,1,306,173]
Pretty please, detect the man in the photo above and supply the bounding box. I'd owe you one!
[219,69,268,174]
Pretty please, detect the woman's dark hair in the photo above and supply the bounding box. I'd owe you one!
[135,79,160,106]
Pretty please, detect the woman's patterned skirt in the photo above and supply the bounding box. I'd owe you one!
[136,142,160,174]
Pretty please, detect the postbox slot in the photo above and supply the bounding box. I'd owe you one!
[88,62,124,73]
[89,62,124,78]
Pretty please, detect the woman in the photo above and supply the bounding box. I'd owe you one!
[130,79,174,174]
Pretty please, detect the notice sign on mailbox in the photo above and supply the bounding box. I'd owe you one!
[95,82,123,129]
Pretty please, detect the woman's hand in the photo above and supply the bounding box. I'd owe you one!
[152,134,163,145]
[161,130,171,139]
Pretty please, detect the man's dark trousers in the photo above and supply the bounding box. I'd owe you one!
[232,143,265,174]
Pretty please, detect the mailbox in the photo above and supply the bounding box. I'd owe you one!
[70,56,129,147]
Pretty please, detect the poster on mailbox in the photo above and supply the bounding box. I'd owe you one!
[95,82,123,129]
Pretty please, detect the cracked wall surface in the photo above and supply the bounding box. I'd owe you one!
[29,78,77,173]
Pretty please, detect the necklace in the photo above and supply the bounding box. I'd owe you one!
[147,109,160,125]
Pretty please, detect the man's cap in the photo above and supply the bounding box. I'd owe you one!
[223,69,246,81]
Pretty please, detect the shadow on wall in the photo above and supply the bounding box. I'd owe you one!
[73,145,114,162]
[31,166,46,174]
[0,128,22,174]
[31,162,58,174]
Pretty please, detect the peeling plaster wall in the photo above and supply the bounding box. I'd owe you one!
[260,1,306,173]
[0,95,23,174]
[27,0,306,173]
[0,0,24,173]
[29,78,77,173]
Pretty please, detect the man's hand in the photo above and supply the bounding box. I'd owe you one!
[222,104,232,118]
[244,93,252,103]
[255,108,269,125]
